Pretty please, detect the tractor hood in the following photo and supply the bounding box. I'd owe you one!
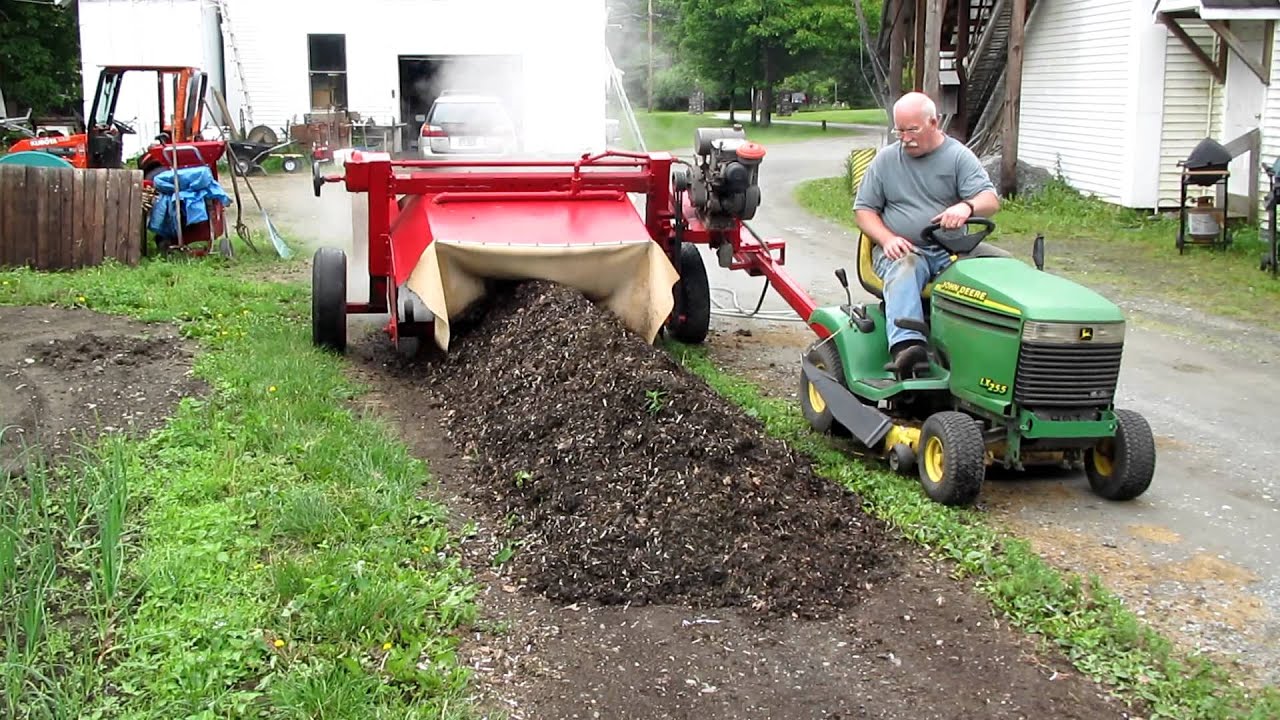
[934,258,1125,323]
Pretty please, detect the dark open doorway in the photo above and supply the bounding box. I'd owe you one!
[397,54,524,152]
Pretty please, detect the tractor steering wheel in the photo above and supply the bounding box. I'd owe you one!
[920,217,995,255]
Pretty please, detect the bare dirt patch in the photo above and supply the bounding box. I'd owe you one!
[344,281,1142,718]
[0,305,204,473]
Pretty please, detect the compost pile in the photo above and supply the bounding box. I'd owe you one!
[412,281,898,619]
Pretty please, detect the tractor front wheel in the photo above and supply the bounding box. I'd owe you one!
[667,243,711,344]
[312,246,348,352]
[799,340,844,434]
[1085,409,1156,501]
[918,411,986,506]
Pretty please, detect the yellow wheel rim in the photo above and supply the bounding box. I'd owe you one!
[924,436,945,484]
[1093,439,1115,477]
[807,379,826,413]
[807,359,828,414]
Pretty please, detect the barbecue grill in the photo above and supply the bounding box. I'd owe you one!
[1176,137,1232,254]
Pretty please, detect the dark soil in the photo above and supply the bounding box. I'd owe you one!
[362,281,898,619]
[0,306,204,474]
[343,282,1142,718]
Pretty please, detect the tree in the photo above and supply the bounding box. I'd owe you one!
[666,0,861,126]
[0,0,82,117]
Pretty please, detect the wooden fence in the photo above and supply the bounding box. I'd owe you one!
[0,164,145,270]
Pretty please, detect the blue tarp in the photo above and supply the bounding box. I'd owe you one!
[147,166,232,238]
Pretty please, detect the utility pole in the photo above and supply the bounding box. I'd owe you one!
[1001,0,1027,197]
[648,0,655,112]
[922,0,942,99]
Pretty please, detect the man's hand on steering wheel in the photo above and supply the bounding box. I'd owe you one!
[932,201,973,230]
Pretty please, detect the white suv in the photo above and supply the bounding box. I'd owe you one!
[418,92,518,158]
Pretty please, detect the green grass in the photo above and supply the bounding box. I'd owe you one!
[627,110,862,153]
[663,339,1280,720]
[795,166,1280,335]
[0,245,481,719]
[791,108,888,125]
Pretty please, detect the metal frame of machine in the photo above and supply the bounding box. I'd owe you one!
[309,126,821,352]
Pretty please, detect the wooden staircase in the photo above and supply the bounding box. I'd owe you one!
[931,0,1029,143]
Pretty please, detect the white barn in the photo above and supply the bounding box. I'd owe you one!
[1012,0,1280,222]
[75,0,611,159]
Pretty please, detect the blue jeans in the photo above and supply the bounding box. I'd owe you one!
[871,242,1010,349]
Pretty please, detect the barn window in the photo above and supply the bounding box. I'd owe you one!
[308,34,348,110]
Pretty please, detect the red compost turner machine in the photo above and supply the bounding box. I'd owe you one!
[308,126,825,355]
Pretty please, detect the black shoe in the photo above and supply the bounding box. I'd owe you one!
[885,341,927,375]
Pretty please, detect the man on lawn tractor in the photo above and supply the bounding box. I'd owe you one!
[796,90,1156,507]
[854,92,1011,375]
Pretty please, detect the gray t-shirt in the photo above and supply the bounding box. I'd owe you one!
[853,136,996,247]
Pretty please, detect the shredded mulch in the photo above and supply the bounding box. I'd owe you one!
[376,280,900,619]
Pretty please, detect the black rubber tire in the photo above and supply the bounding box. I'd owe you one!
[312,247,348,352]
[1085,409,1156,501]
[917,411,987,506]
[667,243,711,344]
[888,443,916,474]
[799,340,844,434]
[281,157,301,173]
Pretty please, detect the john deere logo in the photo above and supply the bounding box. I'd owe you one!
[1079,327,1094,341]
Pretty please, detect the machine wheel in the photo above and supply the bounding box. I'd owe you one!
[667,243,711,344]
[281,156,301,173]
[888,443,916,474]
[918,411,986,506]
[799,340,845,434]
[312,247,348,352]
[1085,409,1156,501]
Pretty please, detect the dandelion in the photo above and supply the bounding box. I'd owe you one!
[273,639,285,648]
[268,386,277,393]
[382,642,392,651]
[76,295,86,304]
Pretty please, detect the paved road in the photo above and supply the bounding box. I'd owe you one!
[240,134,1279,685]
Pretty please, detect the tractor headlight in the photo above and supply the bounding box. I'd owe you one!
[1021,321,1125,345]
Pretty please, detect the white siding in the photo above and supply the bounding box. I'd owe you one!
[218,0,609,155]
[1157,22,1224,207]
[1018,0,1133,204]
[1261,31,1280,230]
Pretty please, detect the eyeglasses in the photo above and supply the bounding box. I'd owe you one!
[892,126,924,137]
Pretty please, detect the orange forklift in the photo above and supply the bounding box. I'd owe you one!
[6,65,229,252]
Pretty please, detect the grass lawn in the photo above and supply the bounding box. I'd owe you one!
[795,171,1280,337]
[791,108,888,125]
[627,110,864,154]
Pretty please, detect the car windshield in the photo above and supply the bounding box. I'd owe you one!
[429,101,507,131]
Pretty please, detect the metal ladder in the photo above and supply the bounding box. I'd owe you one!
[217,0,253,129]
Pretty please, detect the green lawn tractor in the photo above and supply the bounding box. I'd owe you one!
[799,218,1156,506]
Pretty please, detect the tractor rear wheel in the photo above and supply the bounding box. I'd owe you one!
[1085,409,1156,501]
[312,246,348,352]
[799,340,844,434]
[918,411,986,506]
[667,243,710,344]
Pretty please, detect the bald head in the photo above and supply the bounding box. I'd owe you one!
[892,91,944,157]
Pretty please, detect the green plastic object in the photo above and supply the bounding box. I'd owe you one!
[0,151,74,168]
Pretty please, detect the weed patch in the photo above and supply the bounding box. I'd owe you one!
[0,246,480,718]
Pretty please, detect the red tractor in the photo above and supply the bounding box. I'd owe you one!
[7,65,229,252]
